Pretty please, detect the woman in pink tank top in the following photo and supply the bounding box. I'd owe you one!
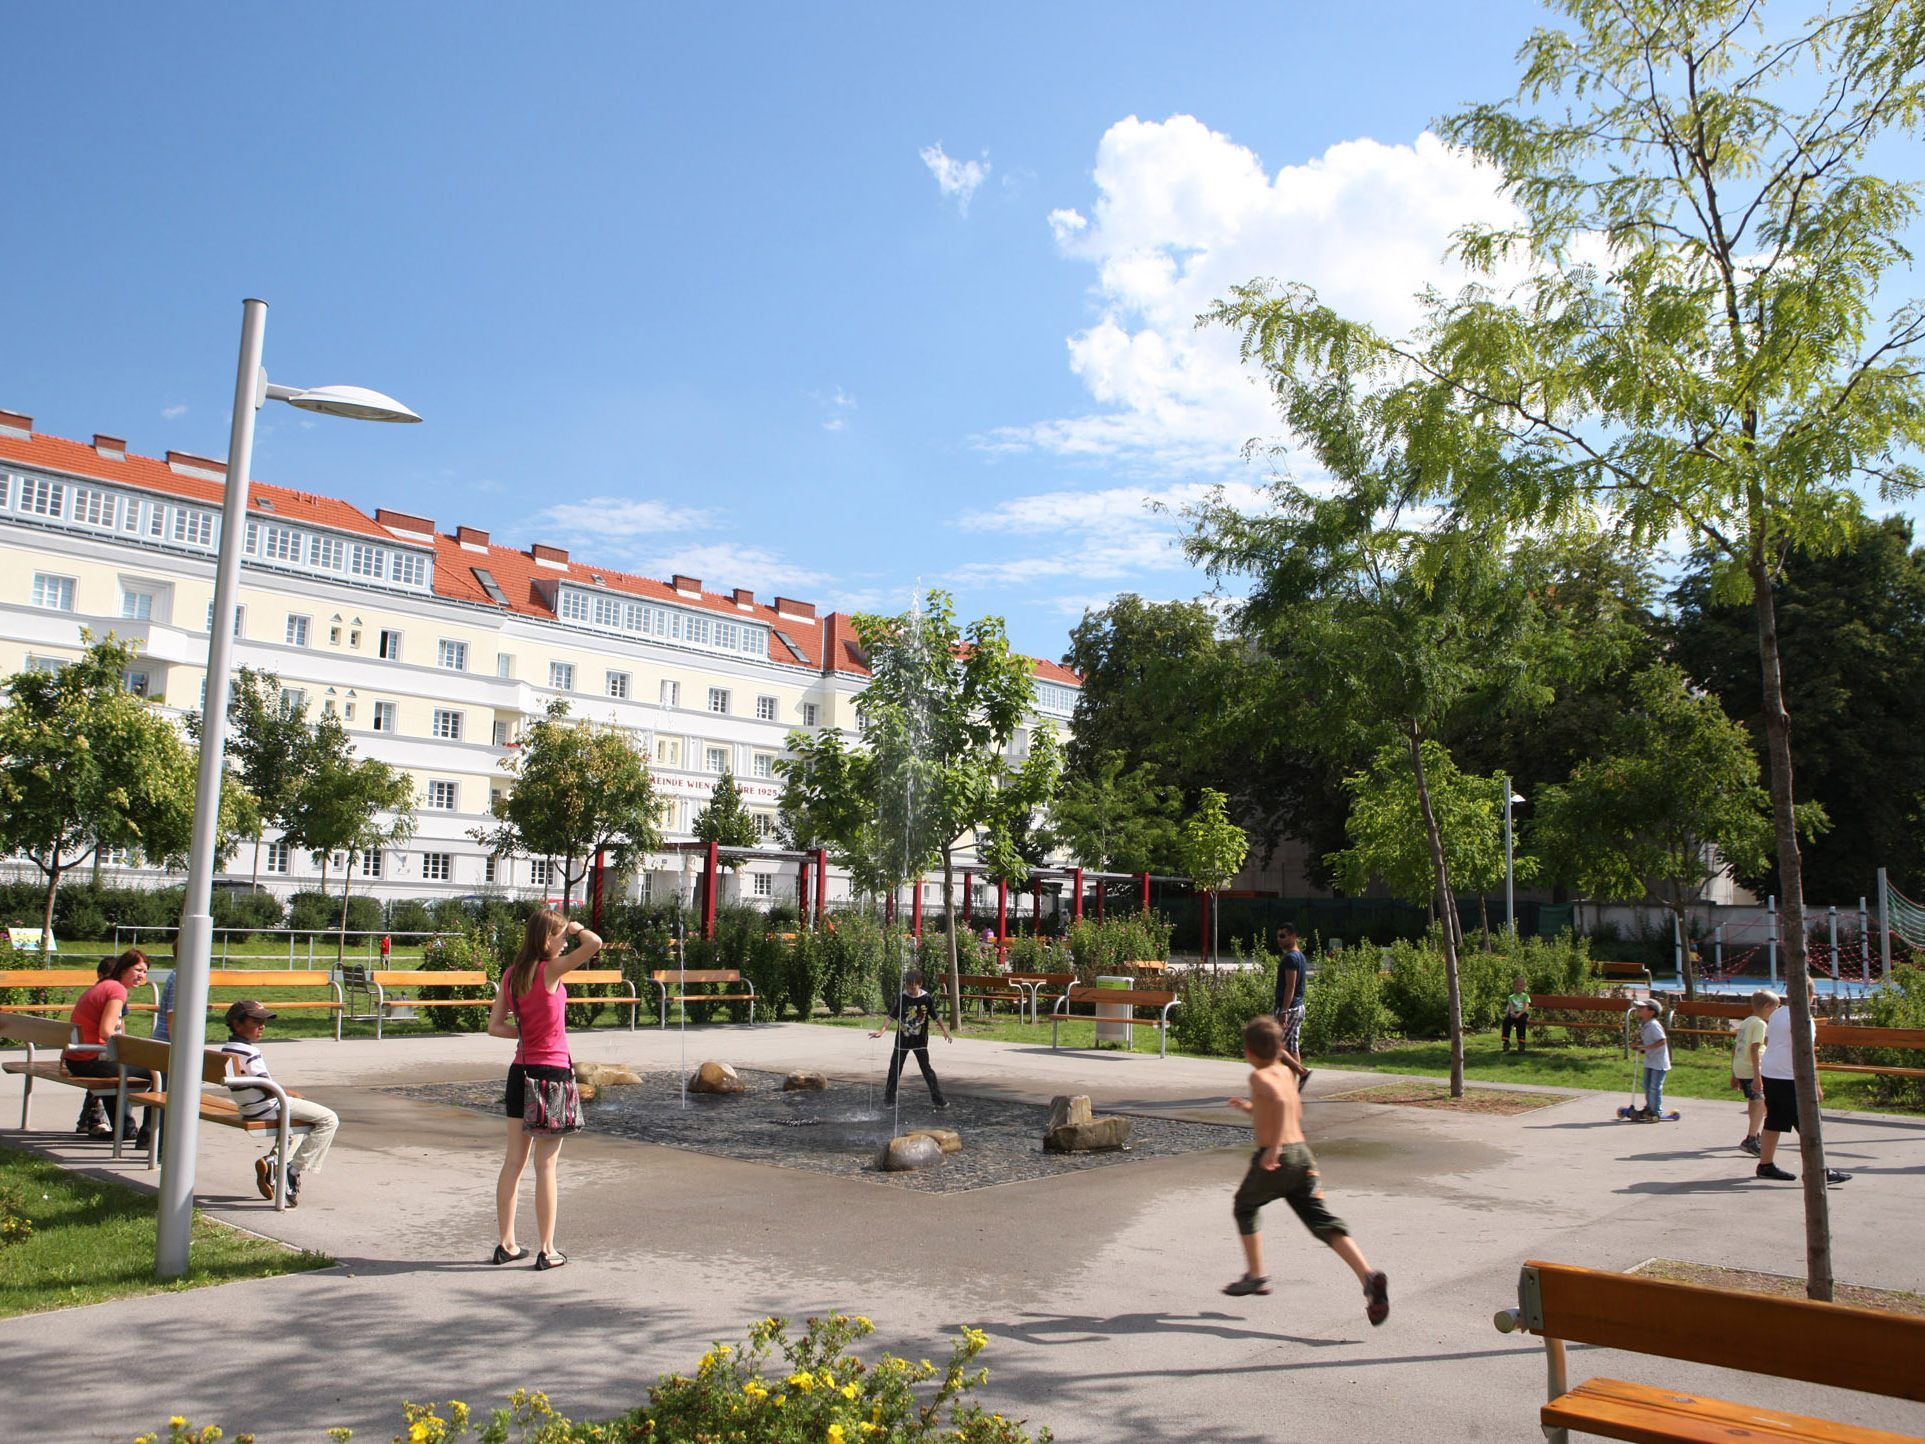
[485,909,602,1269]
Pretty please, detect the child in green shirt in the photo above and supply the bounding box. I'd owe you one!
[1501,976,1530,1053]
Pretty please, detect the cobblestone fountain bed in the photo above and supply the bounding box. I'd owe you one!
[388,1068,1246,1194]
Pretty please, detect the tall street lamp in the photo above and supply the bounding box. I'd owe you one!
[157,298,419,1278]
[1502,775,1526,937]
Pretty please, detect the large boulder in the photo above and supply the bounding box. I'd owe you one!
[689,1060,746,1095]
[1045,1115,1133,1153]
[1046,1095,1094,1131]
[906,1127,963,1154]
[575,1062,642,1090]
[875,1133,944,1172]
[783,1071,828,1091]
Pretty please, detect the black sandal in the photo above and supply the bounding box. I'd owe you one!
[490,1244,528,1265]
[534,1250,568,1271]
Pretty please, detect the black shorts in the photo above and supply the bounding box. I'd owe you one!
[504,1063,574,1118]
[1762,1075,1799,1134]
[1734,1076,1761,1102]
[1231,1143,1348,1241]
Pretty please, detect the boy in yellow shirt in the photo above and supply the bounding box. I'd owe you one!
[1733,989,1776,1157]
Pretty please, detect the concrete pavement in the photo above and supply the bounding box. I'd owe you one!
[3,1021,1922,1442]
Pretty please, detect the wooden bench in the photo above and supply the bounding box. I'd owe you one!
[1006,971,1076,1024]
[650,969,757,1028]
[370,969,491,1039]
[1598,961,1654,987]
[144,969,347,1040]
[946,974,1036,1022]
[109,1034,315,1209]
[0,968,160,1016]
[1816,1023,1925,1081]
[1530,994,1635,1053]
[562,969,642,1028]
[1051,983,1180,1058]
[1666,997,1752,1041]
[1494,1258,1925,1443]
[0,1011,121,1131]
[1125,958,1169,974]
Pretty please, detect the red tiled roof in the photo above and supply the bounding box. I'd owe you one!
[0,430,404,542]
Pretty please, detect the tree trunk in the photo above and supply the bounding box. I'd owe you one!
[1479,894,1490,950]
[1674,888,1697,1001]
[1751,559,1831,1301]
[39,854,62,959]
[251,833,263,890]
[337,858,354,970]
[942,844,961,1029]
[1408,734,1466,1097]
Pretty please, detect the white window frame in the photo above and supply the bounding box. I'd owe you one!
[549,661,575,690]
[361,849,383,878]
[496,653,513,679]
[32,574,75,611]
[708,687,730,715]
[751,871,773,897]
[431,708,464,741]
[372,701,398,733]
[755,695,778,721]
[264,841,290,874]
[377,629,403,661]
[21,476,65,516]
[286,615,310,647]
[529,857,552,887]
[483,855,497,884]
[421,851,452,882]
[427,780,459,811]
[752,754,773,779]
[802,703,819,727]
[437,638,468,671]
[705,746,727,774]
[606,670,630,699]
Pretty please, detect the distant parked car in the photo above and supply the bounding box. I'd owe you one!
[211,879,274,896]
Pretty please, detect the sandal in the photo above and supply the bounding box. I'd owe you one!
[490,1244,528,1265]
[1221,1274,1271,1296]
[534,1250,568,1272]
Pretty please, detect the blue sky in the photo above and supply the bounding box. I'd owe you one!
[5,4,1915,660]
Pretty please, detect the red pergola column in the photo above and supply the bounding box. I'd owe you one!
[702,841,719,940]
[1139,872,1151,914]
[1072,867,1084,924]
[591,847,606,930]
[912,878,923,939]
[813,848,827,924]
[962,870,973,927]
[885,892,895,925]
[996,880,1008,962]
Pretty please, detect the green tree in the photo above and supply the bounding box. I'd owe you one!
[1178,787,1249,962]
[216,668,319,888]
[775,727,889,898]
[1329,740,1532,941]
[853,591,1041,1026]
[282,714,417,964]
[1670,518,1925,901]
[1533,664,1816,997]
[1207,0,1925,1293]
[477,699,662,909]
[0,634,218,945]
[1052,750,1183,874]
[693,770,760,892]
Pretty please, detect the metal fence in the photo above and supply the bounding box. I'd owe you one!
[109,926,459,966]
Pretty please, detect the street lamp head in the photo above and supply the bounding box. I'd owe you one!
[1509,792,1526,805]
[284,384,421,423]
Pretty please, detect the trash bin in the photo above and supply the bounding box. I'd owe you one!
[1094,974,1132,1045]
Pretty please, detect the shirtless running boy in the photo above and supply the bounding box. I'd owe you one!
[1223,1014,1389,1325]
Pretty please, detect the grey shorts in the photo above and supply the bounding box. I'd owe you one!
[1232,1142,1348,1241]
[1274,1005,1305,1057]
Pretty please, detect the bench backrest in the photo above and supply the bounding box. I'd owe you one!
[1598,962,1651,977]
[372,970,489,987]
[954,974,1023,989]
[1519,1260,1925,1401]
[0,969,105,990]
[205,969,336,988]
[200,1046,244,1087]
[1007,972,1076,986]
[0,1011,76,1048]
[1530,994,1635,1013]
[1065,984,1177,1009]
[567,970,629,986]
[113,1034,173,1074]
[1816,1024,1925,1050]
[650,969,741,984]
[1670,999,1752,1020]
[1123,958,1168,970]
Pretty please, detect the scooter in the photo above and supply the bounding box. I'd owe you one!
[1615,1003,1680,1121]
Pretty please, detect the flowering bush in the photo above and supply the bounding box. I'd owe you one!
[136,1314,1050,1443]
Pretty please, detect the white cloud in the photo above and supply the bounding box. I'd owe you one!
[920,142,990,214]
[527,497,713,539]
[988,115,1522,475]
[160,404,187,420]
[632,542,833,596]
[816,386,857,432]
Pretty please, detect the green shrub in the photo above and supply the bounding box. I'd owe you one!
[384,897,436,936]
[414,930,502,1032]
[209,886,285,943]
[1301,951,1393,1054]
[1170,945,1279,1058]
[785,926,827,1020]
[286,890,381,937]
[0,1181,31,1250]
[1064,913,1173,981]
[823,912,888,1016]
[1860,965,1925,1109]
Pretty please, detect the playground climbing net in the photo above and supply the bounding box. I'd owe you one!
[1889,880,1925,952]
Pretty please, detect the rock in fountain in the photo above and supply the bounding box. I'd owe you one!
[689,1060,746,1095]
[783,1071,828,1091]
[906,1127,962,1154]
[876,1133,944,1172]
[1044,1094,1132,1153]
[575,1062,642,1089]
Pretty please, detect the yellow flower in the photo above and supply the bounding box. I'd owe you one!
[170,1422,188,1432]
[743,1382,768,1401]
[854,1316,873,1330]
[717,1344,732,1355]
[408,1424,433,1444]
[840,1383,860,1401]
[788,1372,816,1393]
[818,1369,836,1388]
[962,1327,989,1350]
[827,1427,846,1444]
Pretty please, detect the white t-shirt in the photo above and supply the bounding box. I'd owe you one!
[219,1038,281,1121]
[1759,1003,1813,1080]
[1638,1018,1670,1072]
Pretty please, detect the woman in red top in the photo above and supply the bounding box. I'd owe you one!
[486,910,601,1269]
[65,948,150,1140]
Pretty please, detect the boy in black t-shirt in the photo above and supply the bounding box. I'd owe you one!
[871,969,953,1108]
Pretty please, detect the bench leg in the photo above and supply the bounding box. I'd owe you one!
[274,1116,291,1211]
[1542,1337,1569,1443]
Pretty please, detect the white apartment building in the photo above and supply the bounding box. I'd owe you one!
[0,409,1081,908]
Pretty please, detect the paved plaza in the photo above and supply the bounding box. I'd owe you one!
[4,1023,1923,1442]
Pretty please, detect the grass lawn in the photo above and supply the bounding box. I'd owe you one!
[0,1143,332,1318]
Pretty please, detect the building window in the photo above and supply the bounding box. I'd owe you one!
[483,855,497,884]
[74,488,118,528]
[606,671,630,699]
[659,680,680,707]
[392,552,428,587]
[708,688,730,714]
[427,780,459,811]
[121,586,158,621]
[752,754,773,779]
[421,852,452,882]
[752,872,773,897]
[310,535,345,570]
[437,639,467,671]
[496,653,513,679]
[431,709,463,741]
[361,849,383,878]
[172,509,214,547]
[31,574,75,611]
[705,746,727,774]
[20,476,64,516]
[558,591,589,622]
[286,615,310,647]
[802,703,819,727]
[752,812,776,840]
[124,670,151,697]
[529,858,552,887]
[755,695,778,722]
[259,525,300,562]
[492,719,511,746]
[350,542,385,577]
[372,701,398,732]
[377,629,403,661]
[200,602,244,637]
[655,737,681,768]
[264,841,290,874]
[280,688,306,713]
[549,661,575,690]
[25,655,66,675]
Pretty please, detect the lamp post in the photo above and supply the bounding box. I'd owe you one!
[1502,776,1526,937]
[156,298,418,1278]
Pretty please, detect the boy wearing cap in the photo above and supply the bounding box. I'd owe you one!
[1630,999,1671,1120]
[220,1000,339,1205]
